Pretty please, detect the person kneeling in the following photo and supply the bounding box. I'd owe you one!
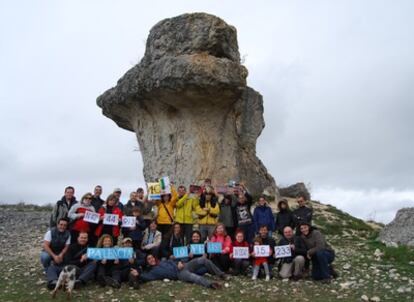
[299,222,337,283]
[278,226,307,280]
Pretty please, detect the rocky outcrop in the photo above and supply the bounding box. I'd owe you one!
[379,208,414,247]
[279,182,311,200]
[97,13,277,196]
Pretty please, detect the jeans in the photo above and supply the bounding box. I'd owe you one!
[199,225,215,241]
[252,262,270,278]
[311,249,335,280]
[180,223,193,245]
[233,259,250,275]
[279,255,305,278]
[40,251,52,270]
[177,257,224,288]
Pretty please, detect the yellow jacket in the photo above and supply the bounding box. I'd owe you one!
[195,200,220,225]
[156,186,177,225]
[175,194,198,224]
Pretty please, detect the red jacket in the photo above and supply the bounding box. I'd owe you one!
[71,207,92,232]
[95,206,123,238]
[210,234,232,254]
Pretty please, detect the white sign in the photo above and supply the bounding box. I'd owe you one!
[122,216,136,228]
[83,211,100,224]
[233,247,249,259]
[103,213,119,226]
[254,245,270,257]
[274,245,292,259]
[159,176,171,194]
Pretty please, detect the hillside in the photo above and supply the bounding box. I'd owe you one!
[0,200,413,302]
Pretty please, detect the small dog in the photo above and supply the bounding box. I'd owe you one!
[51,265,77,300]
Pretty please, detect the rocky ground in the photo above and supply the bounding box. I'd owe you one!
[0,202,413,302]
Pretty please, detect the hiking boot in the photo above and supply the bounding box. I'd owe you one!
[47,280,57,290]
[265,275,270,282]
[210,282,222,290]
[104,276,121,289]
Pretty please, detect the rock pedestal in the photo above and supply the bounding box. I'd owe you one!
[97,13,277,196]
[379,207,414,247]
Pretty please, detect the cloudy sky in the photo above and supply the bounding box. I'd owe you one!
[1,0,413,223]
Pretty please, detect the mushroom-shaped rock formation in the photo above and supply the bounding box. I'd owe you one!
[97,13,278,196]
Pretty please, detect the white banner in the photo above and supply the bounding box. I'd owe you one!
[103,213,119,226]
[83,211,100,224]
[233,247,249,259]
[274,245,292,259]
[122,216,136,228]
[254,245,270,257]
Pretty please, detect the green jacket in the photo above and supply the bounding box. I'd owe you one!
[174,194,198,224]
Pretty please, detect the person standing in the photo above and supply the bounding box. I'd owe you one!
[68,193,96,243]
[95,194,123,246]
[175,185,197,244]
[234,186,254,243]
[91,185,104,212]
[253,196,275,236]
[275,199,295,235]
[292,194,313,234]
[195,186,220,240]
[50,186,78,228]
[156,186,178,236]
[218,194,237,240]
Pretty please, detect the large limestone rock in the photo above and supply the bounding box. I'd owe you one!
[379,208,414,247]
[97,13,277,196]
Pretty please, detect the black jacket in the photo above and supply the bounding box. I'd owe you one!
[292,206,313,227]
[275,209,295,234]
[278,235,307,263]
[64,243,90,267]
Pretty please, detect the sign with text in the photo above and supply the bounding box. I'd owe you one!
[254,245,270,257]
[190,244,205,255]
[103,213,119,226]
[173,246,189,259]
[274,245,292,259]
[159,176,171,195]
[207,242,222,254]
[122,216,136,228]
[215,185,229,195]
[87,247,133,260]
[233,247,249,259]
[147,182,161,200]
[83,211,99,224]
[189,185,202,194]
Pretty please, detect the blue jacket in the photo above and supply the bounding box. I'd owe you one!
[253,205,275,233]
[140,260,179,282]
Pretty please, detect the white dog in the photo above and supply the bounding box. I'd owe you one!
[51,265,77,300]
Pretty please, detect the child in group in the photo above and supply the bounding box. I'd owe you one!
[209,223,232,272]
[95,234,121,288]
[251,236,270,281]
[127,207,147,251]
[230,230,250,276]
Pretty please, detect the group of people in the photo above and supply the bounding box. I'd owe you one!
[41,180,337,292]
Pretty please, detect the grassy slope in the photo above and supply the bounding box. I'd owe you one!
[0,201,413,301]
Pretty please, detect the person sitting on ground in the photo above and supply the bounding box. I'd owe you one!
[209,223,232,272]
[138,254,227,289]
[299,222,337,283]
[50,186,78,228]
[218,194,237,240]
[230,230,250,276]
[46,232,96,290]
[233,184,254,243]
[251,236,270,281]
[175,185,198,245]
[95,234,121,288]
[40,217,71,271]
[275,199,295,236]
[112,237,141,289]
[141,220,162,257]
[292,194,313,234]
[127,207,147,251]
[95,194,123,246]
[156,186,178,236]
[278,226,307,280]
[253,196,275,237]
[91,185,104,212]
[160,223,185,260]
[187,230,208,275]
[68,192,96,243]
[195,186,220,240]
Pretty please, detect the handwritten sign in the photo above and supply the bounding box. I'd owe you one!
[190,244,205,255]
[173,246,189,259]
[254,245,270,257]
[122,216,136,228]
[147,182,161,200]
[274,245,292,259]
[233,247,249,259]
[87,247,133,260]
[159,176,171,194]
[83,211,99,224]
[215,185,229,195]
[103,213,119,226]
[207,242,222,254]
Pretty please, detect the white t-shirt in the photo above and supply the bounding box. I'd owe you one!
[44,230,71,245]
